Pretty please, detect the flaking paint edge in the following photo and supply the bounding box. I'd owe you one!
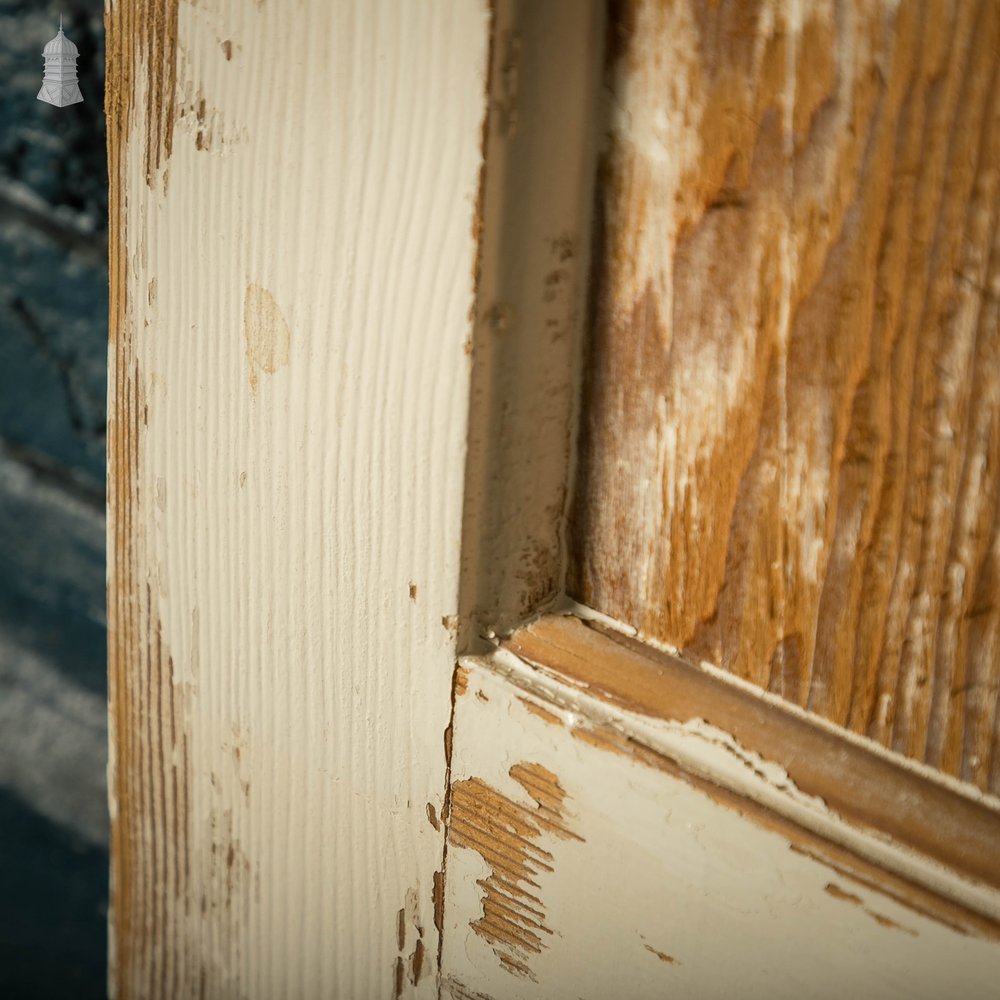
[467,645,1000,927]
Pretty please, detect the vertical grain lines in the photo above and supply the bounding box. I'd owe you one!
[448,763,582,980]
[106,2,191,997]
[890,9,1000,771]
[569,0,1000,788]
[142,1,180,188]
[109,1,496,994]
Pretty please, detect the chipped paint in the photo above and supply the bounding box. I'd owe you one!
[440,655,1000,998]
[393,886,428,994]
[433,870,446,936]
[426,803,441,832]
[410,938,425,984]
[393,957,404,1000]
[108,1,492,996]
[558,603,1000,816]
[171,35,251,157]
[448,762,582,979]
[825,882,863,906]
[440,978,496,1000]
[496,617,1000,925]
[517,697,561,726]
[642,944,677,965]
[826,882,921,938]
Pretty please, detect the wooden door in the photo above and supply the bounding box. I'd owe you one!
[106,2,1000,998]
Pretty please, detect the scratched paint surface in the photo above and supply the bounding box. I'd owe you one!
[569,0,1000,789]
[106,1,490,996]
[440,658,1000,1000]
[448,762,583,979]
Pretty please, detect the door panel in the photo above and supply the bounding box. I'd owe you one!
[569,0,1000,788]
[442,636,1000,999]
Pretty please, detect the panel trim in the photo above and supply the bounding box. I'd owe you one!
[498,613,1000,921]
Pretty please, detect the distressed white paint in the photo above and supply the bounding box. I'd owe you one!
[114,2,490,996]
[442,657,1000,999]
[561,598,1000,820]
[459,0,603,643]
[482,637,1000,921]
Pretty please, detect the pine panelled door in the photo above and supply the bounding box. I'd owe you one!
[106,2,1000,998]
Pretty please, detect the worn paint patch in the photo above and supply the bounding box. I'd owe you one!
[410,938,425,984]
[106,0,181,192]
[392,885,427,995]
[571,0,1000,794]
[643,944,677,965]
[105,6,193,991]
[825,882,863,906]
[433,870,446,935]
[448,762,583,979]
[393,956,405,999]
[440,978,496,1000]
[517,697,562,726]
[106,0,181,350]
[426,802,440,832]
[242,283,291,395]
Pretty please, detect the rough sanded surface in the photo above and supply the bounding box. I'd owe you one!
[570,0,1000,791]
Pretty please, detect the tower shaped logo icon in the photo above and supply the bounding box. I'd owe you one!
[37,16,84,107]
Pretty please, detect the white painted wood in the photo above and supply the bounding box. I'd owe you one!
[459,0,603,643]
[501,613,1000,921]
[441,656,1000,999]
[109,2,490,996]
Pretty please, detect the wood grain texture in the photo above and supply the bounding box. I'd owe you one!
[568,0,1000,788]
[442,654,1000,1000]
[504,615,1000,903]
[106,1,490,996]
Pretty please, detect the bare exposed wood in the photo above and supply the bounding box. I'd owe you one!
[106,3,184,995]
[504,614,1000,898]
[569,0,1000,789]
[442,653,1000,999]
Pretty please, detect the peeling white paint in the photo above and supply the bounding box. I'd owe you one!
[442,658,1000,999]
[477,643,1000,924]
[551,602,1000,817]
[113,1,491,995]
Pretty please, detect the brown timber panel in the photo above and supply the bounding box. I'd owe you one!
[106,3,190,997]
[569,0,1000,790]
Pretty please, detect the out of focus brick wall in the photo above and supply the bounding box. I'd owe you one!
[0,3,108,996]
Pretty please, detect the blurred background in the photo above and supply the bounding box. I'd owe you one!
[0,2,108,997]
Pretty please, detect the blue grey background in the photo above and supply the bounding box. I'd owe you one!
[0,3,108,997]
